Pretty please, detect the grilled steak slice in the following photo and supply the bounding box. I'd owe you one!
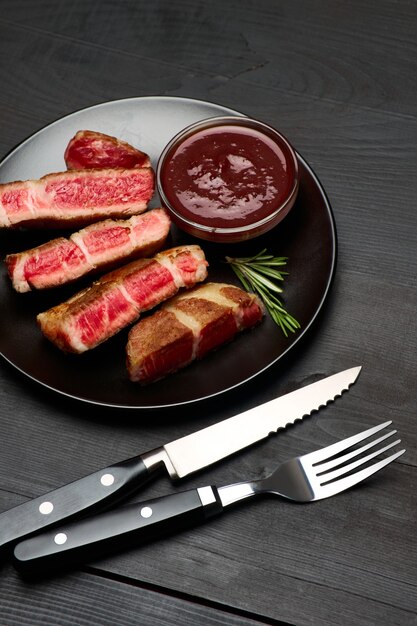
[0,167,154,228]
[5,208,171,292]
[126,282,264,383]
[37,246,208,353]
[64,130,151,170]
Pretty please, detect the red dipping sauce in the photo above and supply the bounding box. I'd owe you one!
[157,117,299,243]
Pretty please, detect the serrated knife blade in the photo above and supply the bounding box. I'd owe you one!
[0,366,361,550]
[150,366,362,478]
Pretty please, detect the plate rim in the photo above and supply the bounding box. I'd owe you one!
[0,95,337,409]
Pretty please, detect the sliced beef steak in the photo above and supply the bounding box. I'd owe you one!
[6,208,171,292]
[37,246,208,353]
[126,282,264,383]
[0,167,154,228]
[64,130,151,170]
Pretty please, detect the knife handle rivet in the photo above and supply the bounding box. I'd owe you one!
[39,501,54,515]
[140,506,153,519]
[54,532,67,545]
[100,473,115,486]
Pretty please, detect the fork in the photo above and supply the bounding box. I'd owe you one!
[13,421,404,573]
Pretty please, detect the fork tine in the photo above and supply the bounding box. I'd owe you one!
[318,439,402,484]
[316,429,397,474]
[306,421,393,465]
[314,448,405,500]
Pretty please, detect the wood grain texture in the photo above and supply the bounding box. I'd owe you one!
[0,562,269,626]
[0,0,416,624]
[2,0,417,115]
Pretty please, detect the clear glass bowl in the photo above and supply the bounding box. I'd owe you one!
[157,116,299,243]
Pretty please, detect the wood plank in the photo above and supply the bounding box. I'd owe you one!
[0,562,271,626]
[2,0,417,117]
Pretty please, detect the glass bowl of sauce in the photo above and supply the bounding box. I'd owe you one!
[157,116,299,243]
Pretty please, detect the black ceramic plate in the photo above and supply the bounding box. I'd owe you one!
[0,96,336,408]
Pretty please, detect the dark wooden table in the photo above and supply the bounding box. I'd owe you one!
[0,1,416,624]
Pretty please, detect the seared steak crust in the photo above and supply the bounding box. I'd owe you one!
[126,282,264,383]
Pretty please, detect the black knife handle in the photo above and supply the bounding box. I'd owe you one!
[0,455,159,549]
[13,486,224,573]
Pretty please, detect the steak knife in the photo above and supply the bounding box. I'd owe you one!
[0,366,361,550]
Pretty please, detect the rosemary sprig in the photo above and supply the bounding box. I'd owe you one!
[225,249,300,337]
